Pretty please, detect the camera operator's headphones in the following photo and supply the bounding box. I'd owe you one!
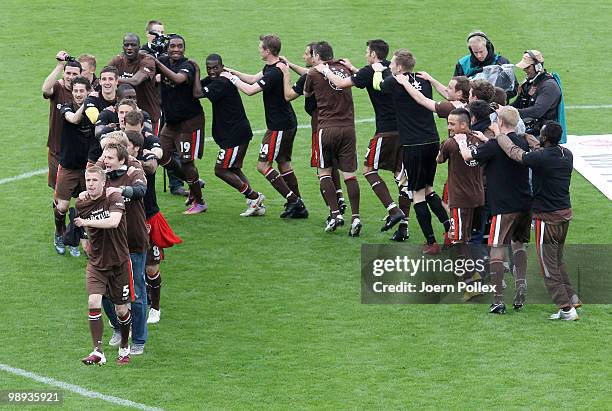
[467,31,492,52]
[526,50,544,73]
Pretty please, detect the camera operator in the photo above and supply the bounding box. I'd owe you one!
[511,50,561,136]
[141,20,188,196]
[142,20,166,57]
[454,31,510,78]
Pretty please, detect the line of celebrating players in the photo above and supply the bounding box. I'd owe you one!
[42,25,579,366]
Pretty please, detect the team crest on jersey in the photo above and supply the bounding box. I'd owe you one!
[465,143,479,167]
[328,67,348,91]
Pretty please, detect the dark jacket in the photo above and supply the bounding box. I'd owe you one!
[512,72,561,133]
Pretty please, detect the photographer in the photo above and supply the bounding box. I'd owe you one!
[42,51,82,190]
[512,50,561,136]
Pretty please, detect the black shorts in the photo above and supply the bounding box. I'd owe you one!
[403,142,439,191]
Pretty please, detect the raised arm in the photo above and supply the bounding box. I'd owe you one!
[395,74,436,112]
[64,103,86,124]
[315,64,353,89]
[154,58,188,84]
[42,51,69,97]
[454,134,475,162]
[219,71,262,96]
[279,63,300,101]
[190,60,203,98]
[416,71,449,100]
[280,56,309,77]
[224,67,263,84]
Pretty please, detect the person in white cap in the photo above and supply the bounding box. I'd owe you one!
[511,50,561,136]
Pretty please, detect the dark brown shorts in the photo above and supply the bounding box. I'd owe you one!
[216,143,248,169]
[310,128,319,168]
[48,149,61,189]
[55,166,85,201]
[86,261,134,305]
[146,243,164,266]
[314,127,357,172]
[160,113,205,163]
[450,207,476,243]
[488,211,532,247]
[259,128,296,163]
[363,131,402,172]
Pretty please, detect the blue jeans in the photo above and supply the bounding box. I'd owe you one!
[103,251,148,345]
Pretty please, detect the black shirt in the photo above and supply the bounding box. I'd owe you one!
[522,146,572,213]
[472,132,532,214]
[380,72,439,145]
[200,76,252,148]
[292,73,317,117]
[256,62,297,130]
[59,104,95,169]
[84,94,116,120]
[158,56,203,124]
[351,60,397,133]
[139,133,162,219]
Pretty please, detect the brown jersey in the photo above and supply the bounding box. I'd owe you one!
[439,132,484,208]
[304,61,354,129]
[435,100,465,119]
[76,191,129,268]
[109,54,159,123]
[105,158,148,253]
[44,81,73,154]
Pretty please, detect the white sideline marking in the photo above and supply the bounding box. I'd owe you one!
[567,104,612,109]
[0,363,164,411]
[0,168,47,185]
[1,107,609,186]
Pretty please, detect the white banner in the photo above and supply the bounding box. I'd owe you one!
[563,135,612,201]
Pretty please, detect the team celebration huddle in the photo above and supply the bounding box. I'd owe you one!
[42,19,577,367]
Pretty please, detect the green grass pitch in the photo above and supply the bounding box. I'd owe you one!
[0,0,611,409]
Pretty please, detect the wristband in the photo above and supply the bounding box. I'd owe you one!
[230,75,238,85]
